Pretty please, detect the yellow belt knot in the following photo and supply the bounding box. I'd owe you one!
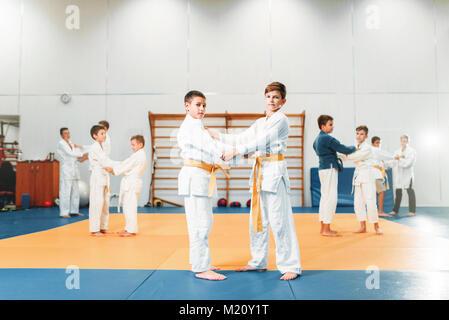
[374,165,389,190]
[183,159,230,197]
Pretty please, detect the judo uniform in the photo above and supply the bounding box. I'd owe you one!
[102,132,111,156]
[177,114,231,273]
[386,146,417,213]
[56,139,84,217]
[313,131,356,224]
[218,110,301,275]
[88,141,115,232]
[113,148,147,233]
[346,140,379,223]
[371,147,394,193]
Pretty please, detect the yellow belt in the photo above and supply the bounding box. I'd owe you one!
[183,159,230,197]
[374,165,389,190]
[251,154,285,233]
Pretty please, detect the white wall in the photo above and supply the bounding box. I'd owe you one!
[0,0,447,206]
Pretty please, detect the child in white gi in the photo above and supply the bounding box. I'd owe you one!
[98,120,111,156]
[342,126,383,235]
[56,127,88,218]
[178,90,232,281]
[105,135,147,237]
[371,136,395,217]
[88,125,116,237]
[209,82,301,281]
[387,135,417,217]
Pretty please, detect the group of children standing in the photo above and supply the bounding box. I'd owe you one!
[56,81,417,282]
[57,121,147,237]
[313,115,417,237]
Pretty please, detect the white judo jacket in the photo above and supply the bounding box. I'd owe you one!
[386,146,416,189]
[346,140,377,185]
[88,141,114,189]
[218,110,291,194]
[113,148,147,211]
[177,114,232,197]
[371,147,394,180]
[102,132,111,156]
[56,139,83,180]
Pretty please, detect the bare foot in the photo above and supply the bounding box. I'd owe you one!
[118,231,136,237]
[60,215,70,218]
[116,230,127,234]
[353,227,367,233]
[100,229,113,234]
[321,231,342,237]
[379,212,391,217]
[280,272,299,280]
[70,213,84,217]
[236,265,266,272]
[91,232,104,237]
[195,270,227,281]
[408,212,415,217]
[389,211,397,215]
[375,228,383,235]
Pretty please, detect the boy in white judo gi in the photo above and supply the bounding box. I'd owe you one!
[178,90,232,281]
[98,120,111,156]
[387,135,417,217]
[105,135,147,237]
[371,136,394,217]
[56,127,88,218]
[88,125,116,237]
[210,82,301,281]
[312,115,356,237]
[342,126,383,234]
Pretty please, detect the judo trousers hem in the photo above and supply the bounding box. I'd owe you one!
[248,179,301,275]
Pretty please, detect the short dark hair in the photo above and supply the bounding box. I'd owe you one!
[60,127,69,136]
[265,82,286,99]
[356,125,369,135]
[184,90,206,103]
[90,125,105,139]
[98,120,109,129]
[371,136,381,144]
[131,135,145,147]
[317,115,333,130]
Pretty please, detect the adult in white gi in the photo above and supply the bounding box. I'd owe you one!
[106,136,147,236]
[343,126,383,234]
[178,90,232,281]
[213,82,301,281]
[88,125,116,236]
[387,135,417,216]
[56,128,87,218]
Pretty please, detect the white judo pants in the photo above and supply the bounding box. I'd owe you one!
[354,182,378,223]
[59,179,80,216]
[121,190,139,233]
[184,195,213,273]
[89,185,110,232]
[248,179,301,275]
[318,168,338,224]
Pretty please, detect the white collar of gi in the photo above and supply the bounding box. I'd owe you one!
[185,113,204,127]
[358,139,370,149]
[265,109,283,123]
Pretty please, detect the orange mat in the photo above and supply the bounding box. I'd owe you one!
[1,213,449,271]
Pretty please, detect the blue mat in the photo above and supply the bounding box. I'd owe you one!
[1,269,449,300]
[310,167,394,211]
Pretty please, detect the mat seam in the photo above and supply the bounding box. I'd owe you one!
[125,269,157,300]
